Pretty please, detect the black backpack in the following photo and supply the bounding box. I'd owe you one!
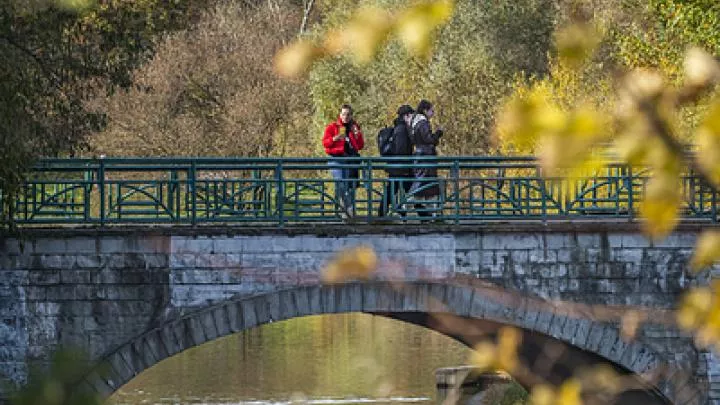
[377,126,396,156]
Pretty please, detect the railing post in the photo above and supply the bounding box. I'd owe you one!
[84,164,92,222]
[99,158,106,226]
[277,160,284,227]
[169,170,177,220]
[712,179,718,223]
[189,160,197,225]
[453,159,460,224]
[626,165,634,220]
[365,158,372,223]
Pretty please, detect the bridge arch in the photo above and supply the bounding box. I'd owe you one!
[80,282,697,405]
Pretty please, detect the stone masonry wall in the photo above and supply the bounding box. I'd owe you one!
[0,224,716,403]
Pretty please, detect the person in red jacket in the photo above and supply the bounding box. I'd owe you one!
[322,104,364,218]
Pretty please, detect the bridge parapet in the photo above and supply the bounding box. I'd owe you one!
[0,223,717,404]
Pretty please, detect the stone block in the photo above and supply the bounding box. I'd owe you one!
[571,317,591,346]
[200,310,218,341]
[574,234,601,248]
[0,270,27,286]
[212,237,244,254]
[107,352,135,387]
[454,234,479,250]
[548,310,568,339]
[543,234,570,250]
[556,249,572,263]
[172,236,213,254]
[585,323,607,352]
[75,255,103,269]
[86,370,115,398]
[226,302,243,333]
[613,248,644,264]
[157,322,183,357]
[266,292,282,321]
[619,233,652,248]
[241,299,258,329]
[529,249,557,264]
[65,238,97,254]
[654,233,697,248]
[445,285,473,317]
[169,253,197,269]
[242,236,285,253]
[210,307,230,338]
[455,251,480,273]
[294,288,311,316]
[278,289,299,320]
[143,254,169,269]
[31,239,67,254]
[195,253,231,269]
[97,237,125,254]
[60,269,92,284]
[532,310,553,334]
[186,316,206,347]
[0,239,22,255]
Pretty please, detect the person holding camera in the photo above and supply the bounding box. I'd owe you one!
[323,104,365,218]
[408,99,443,217]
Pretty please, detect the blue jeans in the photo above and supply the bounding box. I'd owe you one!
[328,160,356,210]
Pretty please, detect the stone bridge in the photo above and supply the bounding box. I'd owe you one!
[0,223,718,404]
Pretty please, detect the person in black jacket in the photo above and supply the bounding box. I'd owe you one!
[378,105,415,217]
[409,99,443,217]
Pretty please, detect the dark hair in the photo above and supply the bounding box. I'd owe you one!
[397,104,414,117]
[416,100,433,116]
[340,104,353,113]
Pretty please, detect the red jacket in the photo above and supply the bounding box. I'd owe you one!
[323,117,364,156]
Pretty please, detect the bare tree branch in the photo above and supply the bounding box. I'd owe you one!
[299,0,315,35]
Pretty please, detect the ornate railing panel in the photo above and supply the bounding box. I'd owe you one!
[2,157,717,225]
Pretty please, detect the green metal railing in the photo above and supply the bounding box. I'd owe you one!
[1,156,717,225]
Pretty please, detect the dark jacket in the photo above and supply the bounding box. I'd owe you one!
[386,117,413,177]
[409,113,443,197]
[410,114,442,156]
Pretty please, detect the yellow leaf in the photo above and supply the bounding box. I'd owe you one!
[529,384,555,405]
[621,310,643,341]
[684,47,720,89]
[343,7,392,63]
[557,378,582,405]
[274,41,323,78]
[587,364,621,394]
[469,342,496,371]
[429,0,454,21]
[533,103,567,133]
[621,70,665,103]
[612,129,650,166]
[496,327,521,372]
[677,287,713,330]
[321,246,378,283]
[691,231,720,272]
[396,0,454,57]
[639,173,681,240]
[696,100,720,187]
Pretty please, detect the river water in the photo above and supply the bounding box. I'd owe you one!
[109,313,474,405]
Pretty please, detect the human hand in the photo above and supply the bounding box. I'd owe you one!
[333,134,344,142]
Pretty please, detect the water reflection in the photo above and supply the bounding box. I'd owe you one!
[110,313,473,405]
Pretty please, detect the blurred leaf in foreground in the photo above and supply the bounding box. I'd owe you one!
[322,245,378,283]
